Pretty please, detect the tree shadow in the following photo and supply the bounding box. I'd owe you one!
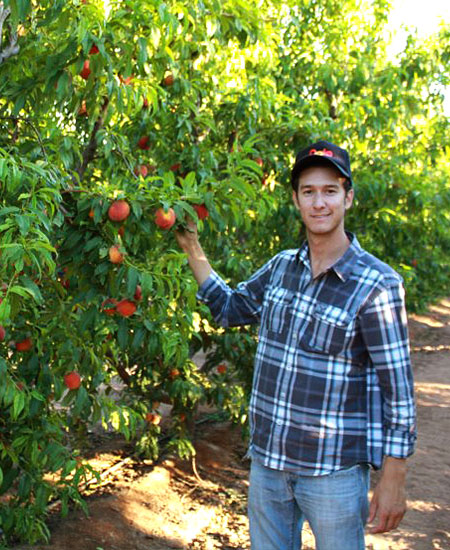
[11,422,251,550]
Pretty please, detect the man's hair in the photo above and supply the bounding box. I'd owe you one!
[291,157,352,194]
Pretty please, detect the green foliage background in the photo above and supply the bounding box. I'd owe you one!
[0,0,449,545]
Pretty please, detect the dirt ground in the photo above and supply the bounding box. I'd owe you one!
[13,298,450,550]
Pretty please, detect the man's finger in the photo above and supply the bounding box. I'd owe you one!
[367,497,378,524]
[368,511,389,534]
[386,516,399,532]
[387,509,405,532]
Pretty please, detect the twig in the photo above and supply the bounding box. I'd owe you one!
[191,455,204,484]
[60,188,89,194]
[0,116,49,160]
[180,484,200,503]
[0,4,19,65]
[47,457,133,512]
[112,141,140,179]
[323,88,338,120]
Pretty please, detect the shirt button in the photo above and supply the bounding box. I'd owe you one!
[292,334,298,340]
[281,392,286,398]
[276,420,282,425]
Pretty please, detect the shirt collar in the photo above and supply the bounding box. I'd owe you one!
[295,232,362,282]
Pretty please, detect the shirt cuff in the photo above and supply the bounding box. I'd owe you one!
[383,426,417,458]
[196,270,226,302]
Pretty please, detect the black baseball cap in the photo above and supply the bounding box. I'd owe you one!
[291,140,353,188]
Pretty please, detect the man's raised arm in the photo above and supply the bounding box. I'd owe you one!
[175,219,212,286]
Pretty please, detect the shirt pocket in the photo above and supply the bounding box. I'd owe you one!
[264,287,296,334]
[301,303,353,355]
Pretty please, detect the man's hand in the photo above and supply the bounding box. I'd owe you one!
[174,218,199,253]
[367,457,407,534]
[174,218,212,286]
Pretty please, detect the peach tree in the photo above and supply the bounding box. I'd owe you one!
[0,0,278,544]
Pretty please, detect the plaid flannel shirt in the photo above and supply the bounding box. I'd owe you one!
[196,233,417,475]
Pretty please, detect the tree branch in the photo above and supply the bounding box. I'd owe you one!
[0,4,20,65]
[75,97,110,181]
[323,88,338,120]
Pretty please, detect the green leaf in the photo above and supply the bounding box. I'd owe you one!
[131,328,145,350]
[13,94,26,116]
[141,272,153,294]
[12,391,26,420]
[21,277,43,302]
[79,307,97,330]
[0,299,11,324]
[84,236,103,252]
[16,0,32,20]
[126,267,139,296]
[0,206,21,217]
[9,285,35,299]
[137,37,148,66]
[117,320,129,350]
[176,201,197,220]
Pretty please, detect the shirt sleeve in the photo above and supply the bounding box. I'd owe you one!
[196,255,277,328]
[359,282,417,459]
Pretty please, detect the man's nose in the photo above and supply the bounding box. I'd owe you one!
[312,192,326,207]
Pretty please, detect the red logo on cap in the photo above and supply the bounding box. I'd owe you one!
[309,148,334,157]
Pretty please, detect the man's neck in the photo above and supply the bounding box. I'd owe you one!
[307,230,350,279]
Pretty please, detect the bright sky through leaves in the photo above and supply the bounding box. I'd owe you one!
[387,0,450,114]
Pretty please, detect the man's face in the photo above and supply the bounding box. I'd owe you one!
[292,165,354,238]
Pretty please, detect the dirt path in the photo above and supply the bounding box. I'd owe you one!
[14,299,450,550]
[364,299,450,550]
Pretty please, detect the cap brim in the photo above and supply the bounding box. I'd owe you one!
[292,155,352,184]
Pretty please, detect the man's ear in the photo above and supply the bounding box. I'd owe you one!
[344,188,354,210]
[292,190,300,211]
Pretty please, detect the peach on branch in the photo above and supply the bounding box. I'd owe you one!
[134,285,142,301]
[79,60,91,80]
[116,299,137,317]
[119,75,133,85]
[169,368,180,379]
[137,136,150,150]
[64,372,81,390]
[194,204,209,220]
[155,207,176,230]
[145,412,161,425]
[101,298,118,315]
[163,73,174,86]
[108,200,130,222]
[78,101,88,116]
[16,337,32,352]
[109,245,124,264]
[134,164,149,178]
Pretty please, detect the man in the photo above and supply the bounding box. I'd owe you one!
[175,140,416,550]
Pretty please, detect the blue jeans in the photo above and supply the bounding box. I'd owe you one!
[248,459,370,550]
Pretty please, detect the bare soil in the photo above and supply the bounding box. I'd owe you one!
[13,299,450,550]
